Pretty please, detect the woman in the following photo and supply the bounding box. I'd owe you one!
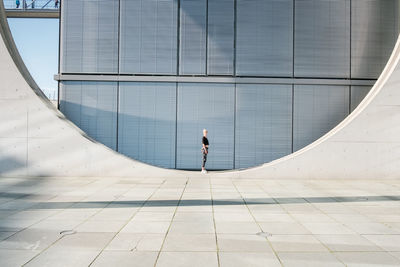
[201,129,209,173]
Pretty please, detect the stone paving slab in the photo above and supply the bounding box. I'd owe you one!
[363,235,400,251]
[268,234,328,252]
[217,234,273,252]
[315,234,383,252]
[157,252,218,267]
[105,233,164,251]
[0,177,400,266]
[162,233,217,252]
[50,232,115,251]
[219,252,281,267]
[91,251,158,267]
[0,229,60,251]
[334,252,400,267]
[0,249,38,267]
[24,248,99,267]
[0,231,16,241]
[278,252,345,267]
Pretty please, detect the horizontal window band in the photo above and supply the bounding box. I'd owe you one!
[55,74,376,86]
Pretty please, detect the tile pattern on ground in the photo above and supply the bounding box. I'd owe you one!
[0,177,400,266]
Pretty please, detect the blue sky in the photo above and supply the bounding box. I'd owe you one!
[7,18,59,99]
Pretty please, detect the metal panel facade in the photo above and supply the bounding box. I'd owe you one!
[351,86,372,111]
[236,0,293,76]
[352,0,400,79]
[293,85,349,151]
[119,0,178,74]
[59,81,81,127]
[235,84,292,169]
[207,0,235,75]
[60,81,118,150]
[58,1,397,169]
[179,0,207,75]
[118,83,176,168]
[177,83,234,170]
[295,0,351,78]
[60,0,119,73]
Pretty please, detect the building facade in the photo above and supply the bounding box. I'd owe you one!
[58,0,399,170]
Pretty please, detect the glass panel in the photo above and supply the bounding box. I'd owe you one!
[118,82,176,168]
[236,0,293,76]
[235,84,292,168]
[351,0,400,79]
[294,0,350,78]
[293,85,349,151]
[120,0,178,74]
[177,83,234,170]
[60,81,118,150]
[179,0,207,75]
[60,0,119,73]
[207,0,234,75]
[351,86,371,111]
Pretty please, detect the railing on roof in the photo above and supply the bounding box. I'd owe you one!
[3,0,59,18]
[4,0,59,10]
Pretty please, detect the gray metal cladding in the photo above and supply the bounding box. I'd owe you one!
[236,0,293,77]
[177,83,235,170]
[294,0,351,78]
[59,81,118,150]
[293,85,349,151]
[207,0,235,75]
[59,82,82,127]
[118,83,176,168]
[351,0,400,79]
[119,0,178,74]
[60,0,119,73]
[235,84,292,169]
[58,0,399,169]
[351,86,372,111]
[179,0,207,75]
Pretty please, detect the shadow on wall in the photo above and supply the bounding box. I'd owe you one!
[0,156,26,176]
[60,100,238,171]
[0,156,54,178]
[59,94,354,171]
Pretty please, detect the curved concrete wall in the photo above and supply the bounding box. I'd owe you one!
[1,1,399,179]
[0,2,189,178]
[221,36,400,180]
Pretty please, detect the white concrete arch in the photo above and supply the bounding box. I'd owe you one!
[0,2,189,178]
[1,1,399,179]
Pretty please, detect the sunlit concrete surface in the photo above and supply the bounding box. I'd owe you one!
[0,177,400,266]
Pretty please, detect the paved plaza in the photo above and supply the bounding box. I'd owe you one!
[0,176,400,266]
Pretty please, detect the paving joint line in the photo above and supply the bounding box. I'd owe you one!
[231,179,284,267]
[272,180,365,266]
[209,177,221,267]
[87,179,168,266]
[21,179,146,266]
[20,191,116,264]
[271,180,343,257]
[153,177,189,267]
[3,178,104,250]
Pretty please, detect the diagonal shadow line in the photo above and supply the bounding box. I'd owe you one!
[2,195,395,210]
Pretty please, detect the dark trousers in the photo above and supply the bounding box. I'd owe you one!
[202,151,207,168]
